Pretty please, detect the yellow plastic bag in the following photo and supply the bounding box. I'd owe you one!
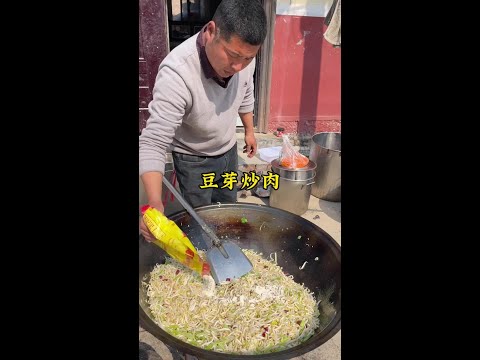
[141,205,210,276]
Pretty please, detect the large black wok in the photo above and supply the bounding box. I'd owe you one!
[139,203,341,359]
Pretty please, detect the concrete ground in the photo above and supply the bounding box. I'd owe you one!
[139,133,341,359]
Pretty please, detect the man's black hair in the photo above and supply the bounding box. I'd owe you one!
[213,0,267,46]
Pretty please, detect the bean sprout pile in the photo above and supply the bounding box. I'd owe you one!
[144,249,320,354]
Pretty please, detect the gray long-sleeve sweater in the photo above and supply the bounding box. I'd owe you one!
[139,33,256,176]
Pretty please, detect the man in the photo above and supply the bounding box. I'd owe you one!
[139,0,267,242]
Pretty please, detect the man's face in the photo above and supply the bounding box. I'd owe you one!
[204,21,261,78]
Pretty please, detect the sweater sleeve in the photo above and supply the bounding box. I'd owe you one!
[139,66,192,176]
[238,58,256,114]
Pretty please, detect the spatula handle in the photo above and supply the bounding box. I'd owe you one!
[163,177,222,247]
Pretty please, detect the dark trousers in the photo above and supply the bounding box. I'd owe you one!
[172,144,238,209]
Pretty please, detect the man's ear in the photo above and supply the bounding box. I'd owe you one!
[205,21,216,41]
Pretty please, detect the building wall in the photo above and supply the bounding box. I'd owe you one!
[268,0,341,135]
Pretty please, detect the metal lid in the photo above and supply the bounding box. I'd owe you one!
[271,159,316,181]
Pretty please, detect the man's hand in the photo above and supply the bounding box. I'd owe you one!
[243,132,257,158]
[239,112,257,158]
[140,172,164,242]
[139,201,165,242]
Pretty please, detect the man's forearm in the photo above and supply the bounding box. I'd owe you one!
[239,112,254,135]
[141,171,164,206]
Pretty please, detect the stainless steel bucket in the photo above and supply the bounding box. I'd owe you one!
[269,159,316,215]
[309,133,341,202]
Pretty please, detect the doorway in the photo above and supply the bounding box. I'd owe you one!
[166,0,222,51]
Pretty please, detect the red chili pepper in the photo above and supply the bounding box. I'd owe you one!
[175,269,180,275]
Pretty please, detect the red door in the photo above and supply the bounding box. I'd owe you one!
[139,0,169,133]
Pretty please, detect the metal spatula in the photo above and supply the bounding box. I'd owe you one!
[163,177,253,285]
